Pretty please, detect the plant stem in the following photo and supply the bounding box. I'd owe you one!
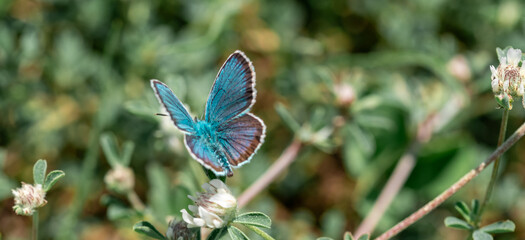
[374,120,525,240]
[127,191,145,212]
[477,109,509,225]
[355,111,442,236]
[354,142,418,237]
[32,210,38,240]
[237,140,302,208]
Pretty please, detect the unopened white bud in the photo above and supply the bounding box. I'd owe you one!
[104,165,135,194]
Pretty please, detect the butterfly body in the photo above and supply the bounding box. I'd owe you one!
[190,120,234,174]
[151,50,265,177]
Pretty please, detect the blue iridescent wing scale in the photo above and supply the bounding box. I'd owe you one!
[184,135,228,175]
[205,50,256,125]
[216,113,266,167]
[150,79,195,134]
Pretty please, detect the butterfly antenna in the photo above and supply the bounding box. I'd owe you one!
[156,113,168,117]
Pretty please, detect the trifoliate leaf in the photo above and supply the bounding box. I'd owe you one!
[470,199,480,220]
[133,221,167,240]
[479,220,515,234]
[227,226,250,240]
[33,159,47,185]
[454,201,471,222]
[43,170,65,191]
[444,216,472,230]
[244,225,275,240]
[473,230,493,240]
[234,212,272,229]
[208,228,228,240]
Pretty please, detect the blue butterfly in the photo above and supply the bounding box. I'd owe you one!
[151,50,266,177]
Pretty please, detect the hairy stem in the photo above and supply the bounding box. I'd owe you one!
[32,210,38,240]
[477,109,509,225]
[238,140,302,208]
[354,142,418,237]
[374,120,525,240]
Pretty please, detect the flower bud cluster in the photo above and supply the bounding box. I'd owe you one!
[166,220,198,240]
[490,47,525,109]
[104,165,135,194]
[181,179,237,229]
[12,183,47,216]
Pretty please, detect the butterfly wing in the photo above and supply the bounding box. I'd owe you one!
[151,79,195,134]
[205,50,256,125]
[216,113,266,167]
[184,135,228,175]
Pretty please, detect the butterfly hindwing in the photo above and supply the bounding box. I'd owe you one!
[151,80,195,134]
[216,113,266,167]
[205,51,256,125]
[184,135,227,175]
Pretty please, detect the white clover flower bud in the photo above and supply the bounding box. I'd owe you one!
[447,55,471,82]
[12,183,47,216]
[104,165,135,194]
[181,179,237,229]
[334,82,355,107]
[490,47,524,109]
[166,220,198,240]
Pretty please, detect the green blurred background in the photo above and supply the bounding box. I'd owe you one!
[1,0,525,239]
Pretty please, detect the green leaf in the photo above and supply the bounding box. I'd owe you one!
[100,133,135,167]
[147,164,174,219]
[454,201,471,222]
[473,230,493,240]
[33,159,47,185]
[343,124,374,177]
[357,234,370,240]
[317,238,334,240]
[228,226,249,240]
[233,212,272,229]
[244,225,275,240]
[120,141,135,166]
[43,170,65,191]
[275,103,301,133]
[100,133,121,168]
[444,216,472,230]
[479,220,515,234]
[107,204,134,221]
[343,232,354,240]
[470,199,480,220]
[321,209,345,239]
[133,221,167,240]
[208,228,228,240]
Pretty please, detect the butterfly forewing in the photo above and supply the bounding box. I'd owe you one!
[216,113,265,167]
[205,51,256,125]
[151,80,195,134]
